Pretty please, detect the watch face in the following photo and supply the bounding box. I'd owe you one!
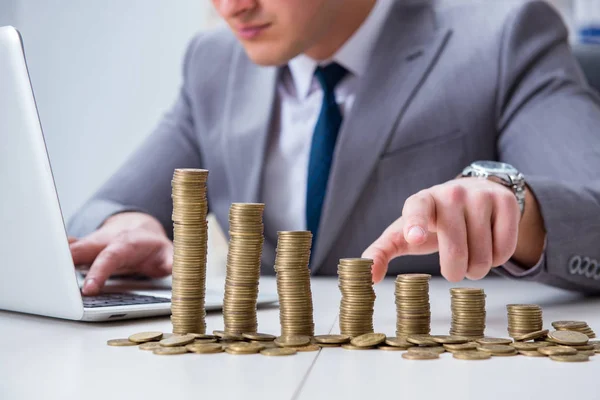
[473,161,518,174]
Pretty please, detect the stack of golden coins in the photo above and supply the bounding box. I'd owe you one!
[395,274,431,337]
[223,203,265,334]
[506,304,542,338]
[450,288,486,339]
[171,169,209,335]
[274,231,314,337]
[338,258,376,337]
[552,321,596,338]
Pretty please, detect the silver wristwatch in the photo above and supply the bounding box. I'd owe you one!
[460,161,526,215]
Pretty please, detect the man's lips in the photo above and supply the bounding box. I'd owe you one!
[236,23,271,39]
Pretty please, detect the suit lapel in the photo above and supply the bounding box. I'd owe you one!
[222,47,278,204]
[311,2,453,272]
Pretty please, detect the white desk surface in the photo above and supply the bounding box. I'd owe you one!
[1,276,599,400]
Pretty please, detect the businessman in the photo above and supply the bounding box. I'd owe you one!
[68,0,600,296]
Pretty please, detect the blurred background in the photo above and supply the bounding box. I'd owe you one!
[0,0,598,275]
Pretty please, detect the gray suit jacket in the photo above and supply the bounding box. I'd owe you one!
[68,0,600,292]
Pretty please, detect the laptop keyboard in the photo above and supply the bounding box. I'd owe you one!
[82,293,170,308]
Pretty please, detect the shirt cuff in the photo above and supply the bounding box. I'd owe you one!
[498,239,547,278]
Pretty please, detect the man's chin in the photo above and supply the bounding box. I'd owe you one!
[241,44,298,67]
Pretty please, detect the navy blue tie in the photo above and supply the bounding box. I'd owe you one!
[306,63,349,255]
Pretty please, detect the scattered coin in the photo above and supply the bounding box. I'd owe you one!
[260,348,297,356]
[406,335,438,346]
[139,342,163,351]
[518,350,546,357]
[274,335,311,348]
[552,321,595,338]
[128,331,163,343]
[408,346,445,354]
[578,350,596,356]
[510,341,552,350]
[351,333,386,347]
[314,334,351,344]
[476,337,513,345]
[443,342,479,352]
[477,344,517,355]
[538,346,578,356]
[153,346,188,355]
[548,330,589,346]
[242,333,276,341]
[342,344,376,350]
[186,343,224,354]
[294,344,321,352]
[213,330,245,341]
[379,346,407,351]
[431,335,470,344]
[107,339,137,347]
[191,333,216,340]
[492,350,518,357]
[453,351,491,360]
[160,334,196,347]
[513,329,549,342]
[317,343,343,348]
[549,353,590,362]
[384,337,414,348]
[402,351,439,360]
[570,344,594,350]
[226,342,264,354]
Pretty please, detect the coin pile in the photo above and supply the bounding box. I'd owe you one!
[338,258,376,337]
[274,231,315,337]
[171,169,209,334]
[552,320,596,339]
[395,274,431,337]
[450,288,486,339]
[506,304,542,339]
[223,203,265,334]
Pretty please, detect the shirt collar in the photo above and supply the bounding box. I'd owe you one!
[287,0,394,99]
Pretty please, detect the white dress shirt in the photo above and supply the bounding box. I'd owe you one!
[261,0,394,239]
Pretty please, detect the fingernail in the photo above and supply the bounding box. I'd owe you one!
[83,278,97,295]
[407,226,425,242]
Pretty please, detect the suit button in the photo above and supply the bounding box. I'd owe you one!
[568,255,582,275]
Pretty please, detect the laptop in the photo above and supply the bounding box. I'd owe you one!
[0,26,278,322]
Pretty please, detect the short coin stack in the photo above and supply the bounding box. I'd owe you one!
[450,288,486,339]
[338,258,376,337]
[274,231,315,337]
[171,169,209,335]
[552,320,596,339]
[506,304,542,339]
[395,274,431,337]
[223,203,265,334]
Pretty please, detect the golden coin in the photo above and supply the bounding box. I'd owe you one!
[510,341,552,350]
[569,344,594,350]
[242,333,276,341]
[431,335,470,344]
[317,343,342,348]
[107,339,137,347]
[227,342,264,354]
[552,321,587,329]
[128,331,163,343]
[350,333,386,347]
[492,350,518,357]
[193,338,218,344]
[384,337,414,348]
[192,334,216,340]
[160,334,196,347]
[408,346,445,354]
[538,346,578,356]
[342,344,376,350]
[476,337,513,345]
[379,346,407,351]
[260,347,297,356]
[548,330,589,345]
[512,329,549,341]
[549,353,589,362]
[402,351,439,360]
[453,351,491,360]
[406,335,438,346]
[294,344,321,352]
[314,334,351,344]
[153,346,188,355]
[477,345,516,354]
[139,342,162,351]
[186,343,224,354]
[578,350,596,356]
[213,330,245,341]
[518,350,546,357]
[275,335,311,347]
[443,342,479,352]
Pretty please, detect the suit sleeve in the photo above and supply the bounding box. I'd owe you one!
[67,34,204,240]
[495,1,600,292]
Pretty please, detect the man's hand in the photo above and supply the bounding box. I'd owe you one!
[363,178,531,283]
[69,212,173,296]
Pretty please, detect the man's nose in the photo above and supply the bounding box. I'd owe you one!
[214,0,256,18]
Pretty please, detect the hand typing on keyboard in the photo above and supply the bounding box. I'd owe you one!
[69,212,173,296]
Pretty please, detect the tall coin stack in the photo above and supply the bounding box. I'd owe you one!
[395,274,431,337]
[274,231,315,337]
[450,288,486,339]
[223,203,265,334]
[506,304,543,338]
[338,258,376,337]
[171,169,209,335]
